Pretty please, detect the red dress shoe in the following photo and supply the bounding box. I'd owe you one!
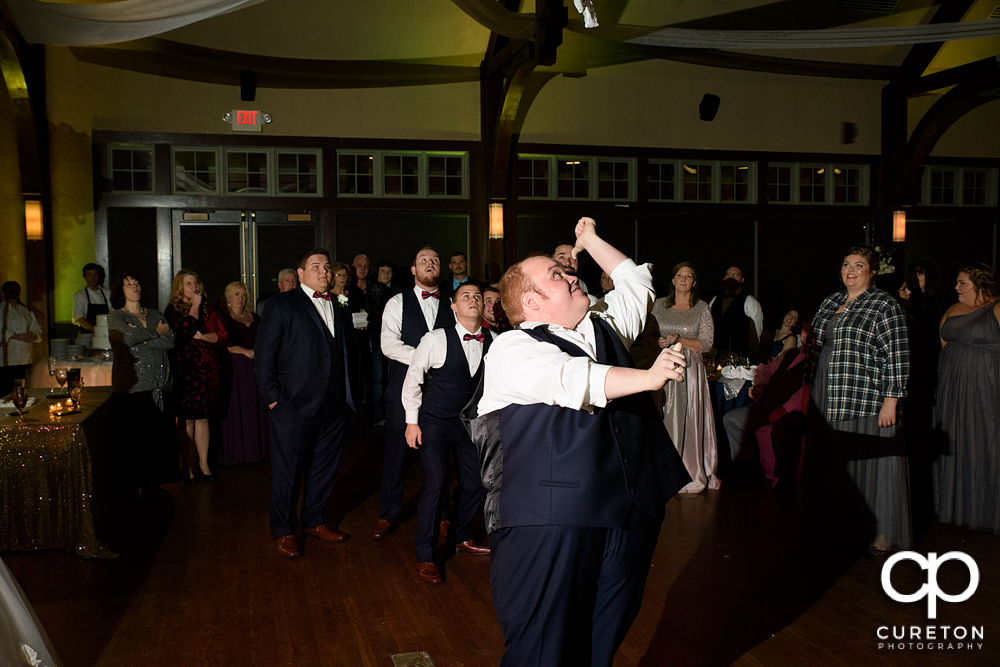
[455,539,490,555]
[416,561,443,584]
[439,520,450,539]
[373,518,393,539]
[275,535,300,558]
[304,524,349,542]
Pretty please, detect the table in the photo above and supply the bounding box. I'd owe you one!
[28,357,113,389]
[709,377,751,477]
[0,388,116,558]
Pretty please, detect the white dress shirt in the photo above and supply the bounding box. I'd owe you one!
[380,284,453,366]
[478,259,654,416]
[707,292,764,339]
[1,301,42,366]
[401,323,496,423]
[301,283,336,338]
[72,286,112,322]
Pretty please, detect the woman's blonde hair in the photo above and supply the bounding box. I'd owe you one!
[169,269,204,310]
[223,281,252,314]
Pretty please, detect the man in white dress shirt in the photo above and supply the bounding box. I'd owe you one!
[707,265,764,359]
[474,218,691,666]
[1,282,43,396]
[375,247,454,539]
[402,283,494,583]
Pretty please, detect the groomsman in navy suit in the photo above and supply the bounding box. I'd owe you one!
[256,248,358,558]
[374,246,454,538]
[402,283,494,584]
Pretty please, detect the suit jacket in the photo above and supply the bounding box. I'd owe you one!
[255,288,358,418]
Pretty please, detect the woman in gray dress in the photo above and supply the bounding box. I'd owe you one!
[643,262,719,493]
[805,247,911,553]
[933,263,1000,533]
[108,272,178,499]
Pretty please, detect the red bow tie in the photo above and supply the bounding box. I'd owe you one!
[463,333,485,343]
[421,290,440,300]
[312,291,332,301]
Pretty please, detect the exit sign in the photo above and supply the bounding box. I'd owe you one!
[223,110,272,133]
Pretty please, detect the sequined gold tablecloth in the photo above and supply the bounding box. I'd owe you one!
[0,388,116,558]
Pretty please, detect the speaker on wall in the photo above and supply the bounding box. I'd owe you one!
[699,93,720,121]
[240,70,257,102]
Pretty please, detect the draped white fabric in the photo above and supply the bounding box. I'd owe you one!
[451,0,1000,50]
[0,558,62,667]
[572,19,1000,50]
[6,0,270,46]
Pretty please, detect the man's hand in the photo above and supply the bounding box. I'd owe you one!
[646,343,686,391]
[405,423,422,449]
[156,320,170,336]
[749,385,763,402]
[571,217,598,262]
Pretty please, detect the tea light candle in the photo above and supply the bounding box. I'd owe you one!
[65,398,75,409]
[50,402,61,414]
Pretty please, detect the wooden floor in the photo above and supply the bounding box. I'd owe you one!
[5,427,999,667]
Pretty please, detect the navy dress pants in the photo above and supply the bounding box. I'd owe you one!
[269,401,348,538]
[414,416,485,562]
[490,506,664,667]
[378,376,408,521]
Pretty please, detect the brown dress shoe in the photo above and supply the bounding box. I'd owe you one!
[455,539,490,554]
[439,520,450,539]
[372,518,393,539]
[304,524,349,542]
[416,561,443,584]
[275,535,300,558]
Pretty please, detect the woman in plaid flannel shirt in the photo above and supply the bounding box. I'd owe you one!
[805,246,912,553]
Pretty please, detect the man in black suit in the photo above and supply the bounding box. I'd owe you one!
[256,248,357,558]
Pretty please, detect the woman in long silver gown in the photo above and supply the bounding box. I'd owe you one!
[644,262,719,494]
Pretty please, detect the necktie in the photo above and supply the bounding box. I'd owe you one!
[463,333,485,343]
[312,291,332,301]
[421,290,439,300]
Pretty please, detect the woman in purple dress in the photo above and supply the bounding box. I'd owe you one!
[165,269,228,484]
[219,281,270,464]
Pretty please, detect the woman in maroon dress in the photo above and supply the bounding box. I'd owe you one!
[219,281,270,464]
[165,269,227,484]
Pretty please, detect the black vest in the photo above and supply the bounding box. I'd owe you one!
[469,317,690,533]
[422,326,492,422]
[387,289,453,388]
[711,292,751,355]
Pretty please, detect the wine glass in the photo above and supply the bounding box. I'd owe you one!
[55,368,68,394]
[47,356,58,394]
[10,385,28,416]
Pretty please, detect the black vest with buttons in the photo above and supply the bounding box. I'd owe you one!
[421,326,492,422]
[387,288,454,389]
[471,317,690,533]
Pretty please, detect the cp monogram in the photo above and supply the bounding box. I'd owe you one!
[881,551,979,619]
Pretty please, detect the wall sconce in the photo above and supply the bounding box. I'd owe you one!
[892,210,906,243]
[24,199,43,241]
[489,202,504,239]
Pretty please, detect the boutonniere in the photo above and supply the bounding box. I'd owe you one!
[336,294,349,308]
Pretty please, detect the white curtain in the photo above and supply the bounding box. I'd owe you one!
[572,19,1000,50]
[7,0,270,46]
[450,0,1000,50]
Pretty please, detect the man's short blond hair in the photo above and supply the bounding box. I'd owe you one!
[499,257,548,326]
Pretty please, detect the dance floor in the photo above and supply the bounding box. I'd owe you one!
[4,426,999,667]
